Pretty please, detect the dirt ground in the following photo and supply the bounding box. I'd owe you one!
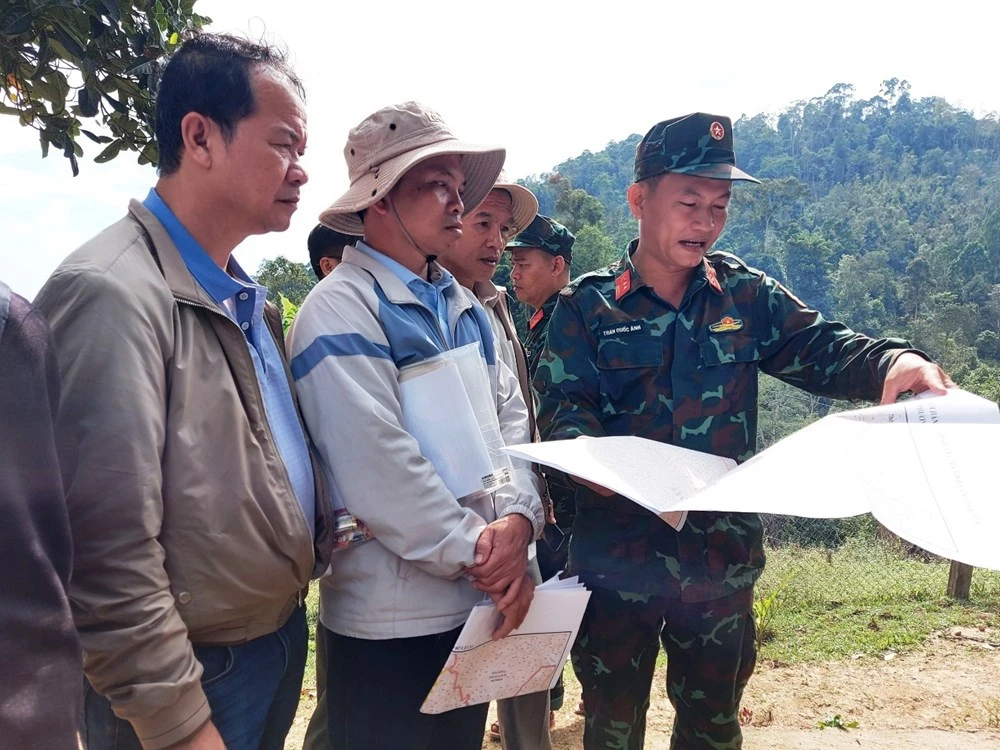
[286,627,1000,749]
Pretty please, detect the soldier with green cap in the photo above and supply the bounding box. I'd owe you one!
[533,112,953,749]
[508,215,578,570]
[509,214,576,378]
[507,214,577,720]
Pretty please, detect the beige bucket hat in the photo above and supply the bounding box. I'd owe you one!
[320,102,507,235]
[491,171,538,235]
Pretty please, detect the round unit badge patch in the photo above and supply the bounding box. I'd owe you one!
[710,121,725,141]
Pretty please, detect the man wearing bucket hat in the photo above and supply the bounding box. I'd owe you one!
[533,112,952,749]
[435,178,556,748]
[289,102,545,750]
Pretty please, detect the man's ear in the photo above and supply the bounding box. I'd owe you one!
[179,112,216,169]
[370,197,390,216]
[552,255,567,277]
[319,256,339,277]
[627,182,645,221]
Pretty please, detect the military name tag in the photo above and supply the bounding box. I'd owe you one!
[600,321,648,337]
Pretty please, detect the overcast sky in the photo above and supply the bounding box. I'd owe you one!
[1,0,996,298]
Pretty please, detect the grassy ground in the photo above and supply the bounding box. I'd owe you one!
[754,541,1000,662]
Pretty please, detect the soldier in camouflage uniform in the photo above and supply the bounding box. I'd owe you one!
[509,215,578,552]
[508,215,577,715]
[533,112,953,750]
[509,215,576,377]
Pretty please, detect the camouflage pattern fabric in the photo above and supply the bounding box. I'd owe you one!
[534,239,919,601]
[524,292,561,378]
[633,112,759,184]
[526,291,578,558]
[573,586,755,750]
[507,214,575,260]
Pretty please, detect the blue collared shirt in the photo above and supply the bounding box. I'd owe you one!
[354,239,455,347]
[144,189,316,537]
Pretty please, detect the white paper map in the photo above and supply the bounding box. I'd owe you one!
[504,389,1000,571]
[503,436,735,530]
[421,577,590,714]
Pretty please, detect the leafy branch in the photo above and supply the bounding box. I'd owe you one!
[0,0,209,174]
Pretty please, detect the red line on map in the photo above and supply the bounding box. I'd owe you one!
[442,654,473,705]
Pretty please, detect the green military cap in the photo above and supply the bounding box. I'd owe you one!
[506,214,575,260]
[633,112,760,184]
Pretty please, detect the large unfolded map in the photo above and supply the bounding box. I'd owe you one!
[421,576,590,714]
[504,389,1000,571]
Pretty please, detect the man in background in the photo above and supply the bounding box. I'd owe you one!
[436,178,555,748]
[507,215,577,719]
[308,223,359,280]
[301,222,358,750]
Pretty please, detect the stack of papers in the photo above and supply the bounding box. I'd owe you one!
[504,389,1000,570]
[399,343,512,499]
[421,576,590,714]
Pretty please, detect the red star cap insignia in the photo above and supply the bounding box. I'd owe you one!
[710,121,725,141]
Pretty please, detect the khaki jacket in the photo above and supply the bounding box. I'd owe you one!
[34,200,333,749]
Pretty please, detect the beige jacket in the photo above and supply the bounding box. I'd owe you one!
[473,281,554,523]
[34,200,333,749]
[473,281,535,436]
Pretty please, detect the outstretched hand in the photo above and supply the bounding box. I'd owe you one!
[881,352,955,404]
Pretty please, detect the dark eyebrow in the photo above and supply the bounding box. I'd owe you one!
[681,186,731,200]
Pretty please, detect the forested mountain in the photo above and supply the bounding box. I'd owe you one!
[503,79,1000,419]
[260,79,1000,438]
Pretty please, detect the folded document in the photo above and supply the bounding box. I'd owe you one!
[504,389,1000,570]
[421,576,590,714]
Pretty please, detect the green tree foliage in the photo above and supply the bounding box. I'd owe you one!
[255,256,315,307]
[0,0,209,174]
[571,224,618,279]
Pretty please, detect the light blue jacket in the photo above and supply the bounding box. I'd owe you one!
[290,244,543,639]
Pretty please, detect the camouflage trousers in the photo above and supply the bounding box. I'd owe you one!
[572,586,756,750]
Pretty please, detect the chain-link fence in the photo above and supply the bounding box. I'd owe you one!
[752,376,1000,605]
[756,513,1000,606]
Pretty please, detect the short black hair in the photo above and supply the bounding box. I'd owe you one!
[308,224,359,279]
[155,32,305,175]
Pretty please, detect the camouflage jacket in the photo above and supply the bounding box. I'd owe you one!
[524,292,561,385]
[525,291,578,533]
[534,240,918,601]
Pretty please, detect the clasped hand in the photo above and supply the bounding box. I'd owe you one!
[465,514,535,639]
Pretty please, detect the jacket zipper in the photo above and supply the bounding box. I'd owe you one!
[180,298,316,574]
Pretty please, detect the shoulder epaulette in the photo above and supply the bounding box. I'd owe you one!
[563,262,619,296]
[706,250,763,279]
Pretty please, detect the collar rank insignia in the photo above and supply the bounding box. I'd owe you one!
[529,308,544,330]
[704,263,723,294]
[708,316,744,334]
[614,269,632,301]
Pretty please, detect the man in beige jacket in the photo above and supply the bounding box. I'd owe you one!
[34,33,332,750]
[435,178,555,749]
